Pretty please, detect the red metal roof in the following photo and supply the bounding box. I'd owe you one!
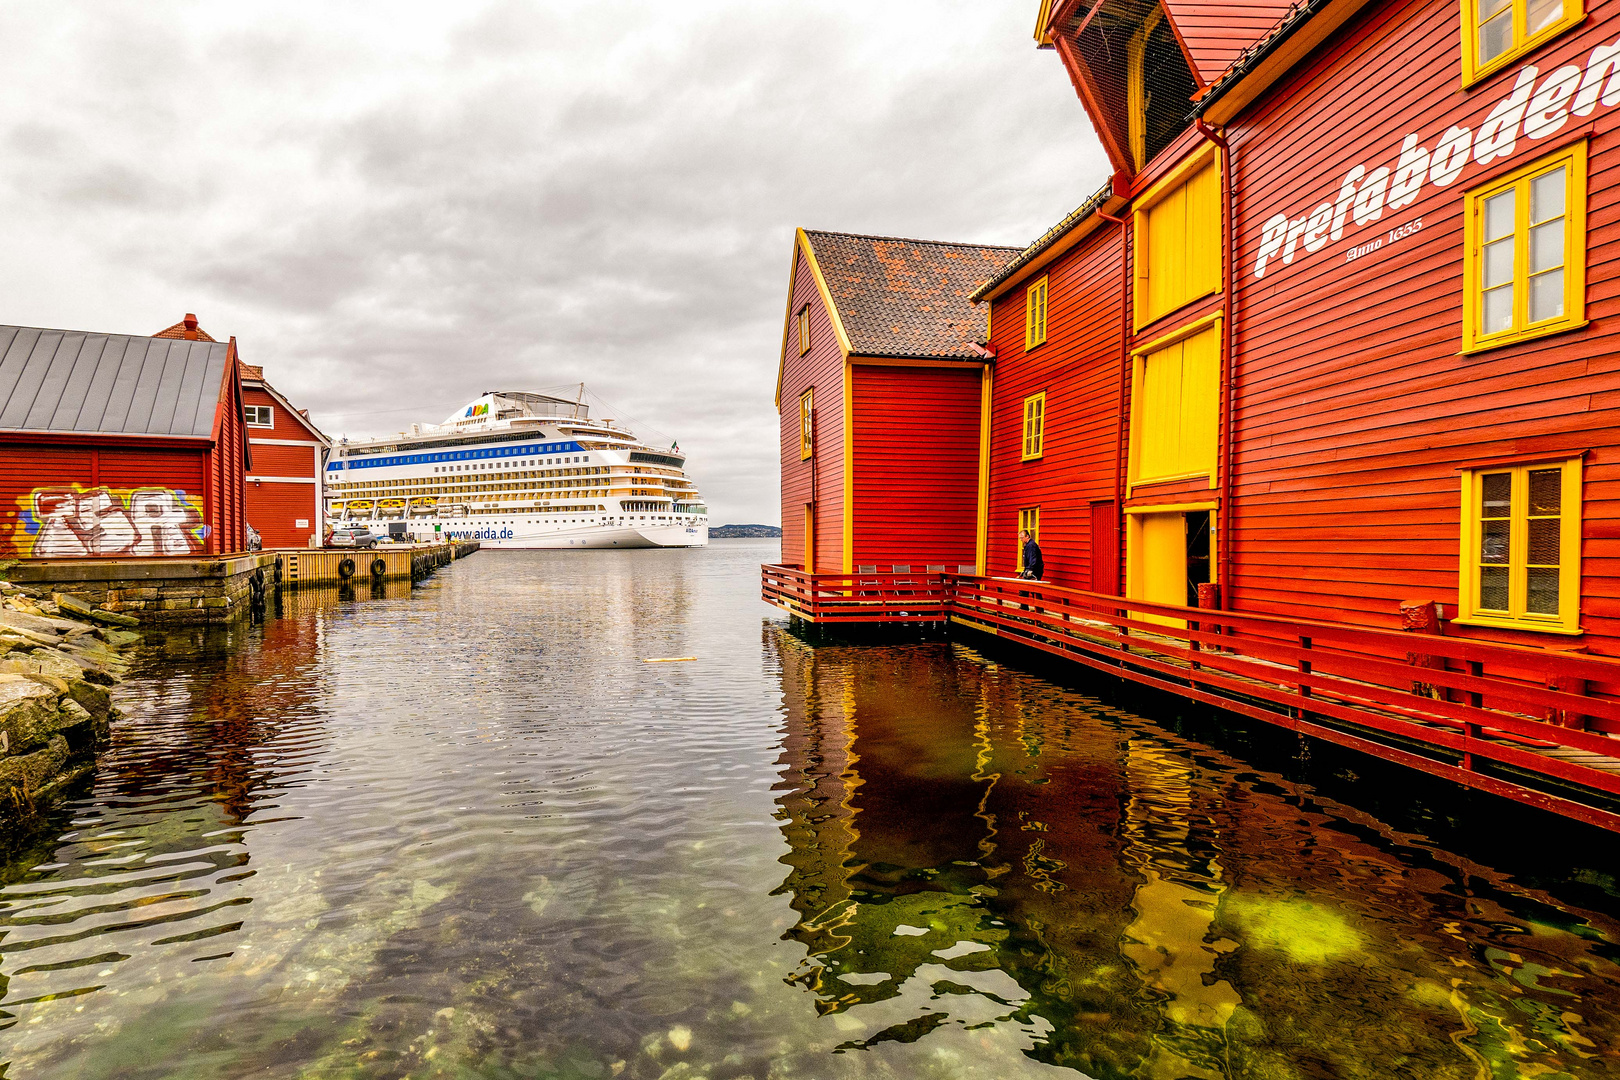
[1162,0,1301,85]
[802,231,1019,359]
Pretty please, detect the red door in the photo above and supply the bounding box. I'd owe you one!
[1090,500,1117,595]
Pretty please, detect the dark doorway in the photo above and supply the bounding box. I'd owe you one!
[1185,509,1211,606]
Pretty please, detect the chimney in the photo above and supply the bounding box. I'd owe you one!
[183,313,199,339]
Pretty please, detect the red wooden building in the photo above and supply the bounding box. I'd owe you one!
[768,0,1620,827]
[962,0,1620,659]
[239,364,328,549]
[776,228,1017,575]
[156,315,330,549]
[0,321,250,558]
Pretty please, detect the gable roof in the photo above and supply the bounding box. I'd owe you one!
[239,363,332,446]
[1163,0,1299,87]
[800,230,1019,359]
[0,324,231,438]
[152,313,217,342]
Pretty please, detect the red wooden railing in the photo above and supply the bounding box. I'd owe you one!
[762,564,1620,831]
[761,564,949,623]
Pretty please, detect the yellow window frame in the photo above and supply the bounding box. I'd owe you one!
[1133,142,1221,331]
[1456,458,1582,633]
[799,388,814,460]
[1460,0,1584,88]
[1461,141,1587,353]
[1017,507,1040,571]
[1024,276,1049,351]
[797,305,811,355]
[1127,313,1221,488]
[1021,392,1046,460]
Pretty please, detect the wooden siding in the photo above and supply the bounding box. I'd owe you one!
[986,223,1127,585]
[849,365,981,570]
[778,243,846,571]
[1224,0,1620,657]
[0,440,210,557]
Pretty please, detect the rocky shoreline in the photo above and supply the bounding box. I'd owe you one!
[0,573,136,843]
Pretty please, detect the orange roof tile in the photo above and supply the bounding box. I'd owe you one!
[152,313,217,342]
[802,231,1019,358]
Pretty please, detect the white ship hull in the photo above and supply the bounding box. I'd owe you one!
[361,518,708,549]
[326,390,708,552]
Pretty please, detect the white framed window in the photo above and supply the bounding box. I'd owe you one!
[244,405,273,427]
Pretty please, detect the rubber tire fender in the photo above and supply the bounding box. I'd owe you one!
[338,557,356,579]
[371,557,387,578]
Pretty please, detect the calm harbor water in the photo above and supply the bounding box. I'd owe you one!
[3,538,1620,1079]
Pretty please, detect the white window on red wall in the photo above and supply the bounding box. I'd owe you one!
[245,405,273,427]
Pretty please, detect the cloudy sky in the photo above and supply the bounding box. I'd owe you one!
[0,2,1105,525]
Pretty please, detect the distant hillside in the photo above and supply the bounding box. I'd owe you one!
[710,524,782,538]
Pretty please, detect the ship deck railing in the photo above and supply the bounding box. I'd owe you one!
[761,564,1620,832]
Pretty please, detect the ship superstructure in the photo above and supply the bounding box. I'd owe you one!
[324,391,707,549]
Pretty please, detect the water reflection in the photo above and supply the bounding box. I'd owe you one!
[2,545,1618,1079]
[769,630,1620,1078]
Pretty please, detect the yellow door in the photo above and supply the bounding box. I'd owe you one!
[804,504,815,573]
[1131,512,1186,628]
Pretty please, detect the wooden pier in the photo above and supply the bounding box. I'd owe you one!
[762,564,1620,833]
[274,541,479,587]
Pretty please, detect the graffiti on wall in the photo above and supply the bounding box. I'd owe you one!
[10,486,209,558]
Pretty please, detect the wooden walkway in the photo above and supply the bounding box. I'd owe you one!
[276,541,479,586]
[762,565,1620,832]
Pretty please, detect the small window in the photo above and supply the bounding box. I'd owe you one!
[1017,507,1040,571]
[799,388,814,460]
[1021,392,1046,460]
[1024,276,1049,350]
[1458,459,1581,632]
[1462,142,1587,352]
[244,405,273,427]
[1463,0,1583,85]
[798,305,811,355]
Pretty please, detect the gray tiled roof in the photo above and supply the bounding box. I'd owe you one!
[803,231,1019,358]
[0,325,229,438]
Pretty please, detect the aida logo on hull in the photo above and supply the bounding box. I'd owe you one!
[446,527,514,540]
[1254,34,1620,279]
[463,404,490,418]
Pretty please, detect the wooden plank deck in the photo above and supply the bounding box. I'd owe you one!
[763,564,1620,831]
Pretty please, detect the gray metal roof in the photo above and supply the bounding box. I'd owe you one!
[0,324,230,438]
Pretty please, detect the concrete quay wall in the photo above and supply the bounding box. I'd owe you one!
[3,541,479,624]
[7,552,279,626]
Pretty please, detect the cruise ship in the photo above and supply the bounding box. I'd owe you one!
[324,391,707,549]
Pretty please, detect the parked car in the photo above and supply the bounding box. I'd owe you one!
[328,524,379,550]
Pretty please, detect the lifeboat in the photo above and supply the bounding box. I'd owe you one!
[348,499,376,520]
[408,496,439,518]
[377,499,407,520]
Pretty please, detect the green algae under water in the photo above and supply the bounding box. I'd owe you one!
[2,539,1619,1079]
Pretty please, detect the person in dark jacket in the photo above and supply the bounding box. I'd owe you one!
[1019,529,1044,580]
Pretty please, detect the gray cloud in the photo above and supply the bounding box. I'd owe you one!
[0,1,1105,524]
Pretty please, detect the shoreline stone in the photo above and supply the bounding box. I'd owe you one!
[0,578,134,846]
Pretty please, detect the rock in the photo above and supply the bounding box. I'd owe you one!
[0,624,57,648]
[0,608,78,636]
[88,608,140,628]
[0,681,61,754]
[0,734,69,792]
[66,679,111,723]
[53,593,97,619]
[102,630,141,648]
[0,650,84,682]
[55,697,93,731]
